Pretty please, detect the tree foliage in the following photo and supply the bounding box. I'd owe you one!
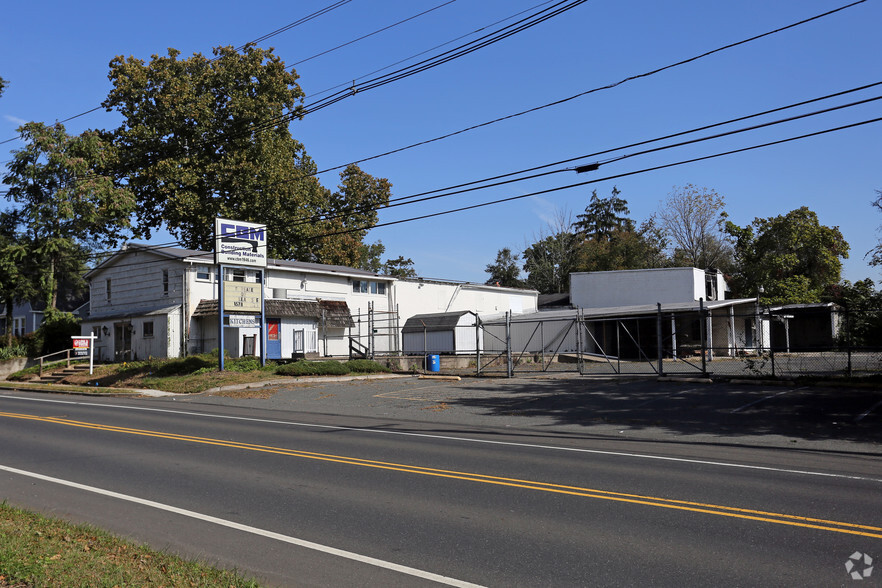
[573,187,633,241]
[102,45,390,264]
[655,184,732,269]
[2,122,132,307]
[484,248,523,288]
[382,256,417,278]
[868,190,882,268]
[0,212,35,346]
[725,207,849,304]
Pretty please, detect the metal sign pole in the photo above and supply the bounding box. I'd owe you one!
[218,264,225,371]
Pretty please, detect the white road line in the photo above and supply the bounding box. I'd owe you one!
[855,399,882,423]
[730,388,799,413]
[0,463,484,588]
[3,394,880,483]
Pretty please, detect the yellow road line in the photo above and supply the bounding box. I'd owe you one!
[3,410,881,539]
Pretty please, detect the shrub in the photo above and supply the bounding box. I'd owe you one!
[38,309,80,355]
[0,343,28,360]
[226,356,262,372]
[276,360,349,377]
[344,359,390,373]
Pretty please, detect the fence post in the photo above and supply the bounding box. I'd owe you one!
[657,303,664,376]
[846,307,853,377]
[475,312,481,377]
[505,311,513,378]
[699,298,707,375]
[576,310,584,375]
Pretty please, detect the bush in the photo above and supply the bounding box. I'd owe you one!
[225,356,262,372]
[343,359,390,373]
[38,309,80,355]
[276,360,349,377]
[0,343,28,360]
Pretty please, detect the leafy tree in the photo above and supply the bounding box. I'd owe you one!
[357,241,386,273]
[725,207,849,304]
[573,187,634,241]
[102,45,391,264]
[823,279,882,347]
[0,212,35,347]
[382,256,417,278]
[868,190,882,268]
[524,232,579,294]
[484,248,523,288]
[0,76,7,98]
[2,122,133,308]
[655,184,732,269]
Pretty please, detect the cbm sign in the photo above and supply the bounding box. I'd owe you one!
[214,218,268,268]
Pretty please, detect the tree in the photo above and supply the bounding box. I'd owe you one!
[524,232,579,294]
[484,248,523,288]
[655,184,732,269]
[382,256,417,278]
[573,187,633,240]
[725,207,849,304]
[0,76,7,98]
[0,212,35,346]
[102,45,391,264]
[2,122,134,308]
[868,190,882,268]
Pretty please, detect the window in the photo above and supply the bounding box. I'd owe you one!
[92,327,101,341]
[143,321,154,338]
[353,280,386,294]
[162,270,169,296]
[106,279,112,303]
[196,265,213,281]
[224,268,247,282]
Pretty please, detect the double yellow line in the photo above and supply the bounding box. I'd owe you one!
[3,410,881,539]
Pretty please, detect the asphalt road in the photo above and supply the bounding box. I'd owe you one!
[1,377,880,586]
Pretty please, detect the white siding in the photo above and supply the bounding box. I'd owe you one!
[571,268,706,309]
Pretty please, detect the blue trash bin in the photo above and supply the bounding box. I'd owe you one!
[426,354,440,372]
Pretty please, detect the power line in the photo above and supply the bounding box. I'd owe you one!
[313,0,869,174]
[290,1,458,67]
[308,115,882,240]
[0,0,355,147]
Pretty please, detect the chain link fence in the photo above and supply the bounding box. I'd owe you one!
[347,304,882,379]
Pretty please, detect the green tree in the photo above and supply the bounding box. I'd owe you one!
[103,45,391,264]
[655,184,732,269]
[357,241,386,273]
[725,207,849,304]
[484,248,523,288]
[0,212,36,347]
[382,256,417,278]
[2,122,134,308]
[0,76,7,98]
[524,232,579,294]
[573,187,633,240]
[868,190,882,268]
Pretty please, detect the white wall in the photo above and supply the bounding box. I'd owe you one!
[393,281,537,326]
[571,268,707,309]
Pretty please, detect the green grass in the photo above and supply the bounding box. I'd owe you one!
[0,501,260,587]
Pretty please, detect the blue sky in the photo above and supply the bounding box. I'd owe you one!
[2,0,880,285]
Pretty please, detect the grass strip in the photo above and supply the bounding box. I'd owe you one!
[0,501,260,587]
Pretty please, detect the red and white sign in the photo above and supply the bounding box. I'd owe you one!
[72,338,90,356]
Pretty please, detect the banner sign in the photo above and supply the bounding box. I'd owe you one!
[229,314,259,328]
[214,218,267,267]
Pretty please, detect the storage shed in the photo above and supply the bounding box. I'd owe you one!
[401,311,480,355]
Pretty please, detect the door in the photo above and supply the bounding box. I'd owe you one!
[267,319,281,359]
[293,329,305,355]
[114,323,132,362]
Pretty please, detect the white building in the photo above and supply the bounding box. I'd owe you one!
[80,244,538,362]
[570,267,729,308]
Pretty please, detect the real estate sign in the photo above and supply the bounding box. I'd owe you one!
[214,218,268,267]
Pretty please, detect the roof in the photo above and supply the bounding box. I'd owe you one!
[483,298,759,324]
[192,299,354,328]
[86,243,385,281]
[80,304,182,322]
[396,277,538,295]
[401,311,473,333]
[538,293,571,308]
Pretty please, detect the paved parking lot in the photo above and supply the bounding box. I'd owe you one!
[173,375,882,453]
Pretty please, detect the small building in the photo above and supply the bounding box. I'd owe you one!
[401,311,482,355]
[570,267,728,309]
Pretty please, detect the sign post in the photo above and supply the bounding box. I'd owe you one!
[214,218,268,371]
[71,334,97,375]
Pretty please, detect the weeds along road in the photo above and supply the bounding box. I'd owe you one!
[0,381,880,586]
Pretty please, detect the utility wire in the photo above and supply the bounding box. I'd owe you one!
[0,0,355,146]
[290,1,458,67]
[314,0,869,174]
[310,115,882,240]
[304,0,557,99]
